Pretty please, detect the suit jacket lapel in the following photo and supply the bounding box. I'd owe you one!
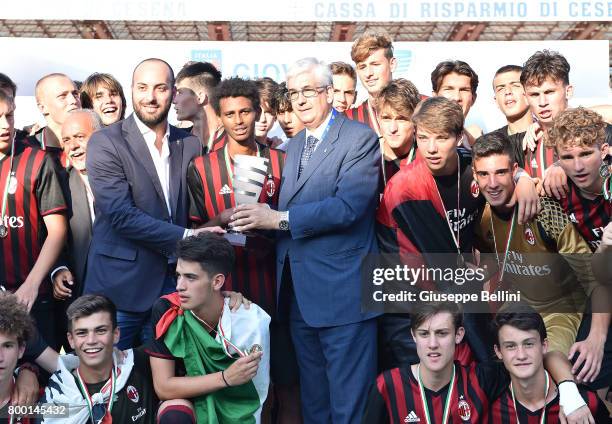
[69,168,93,233]
[279,130,305,209]
[168,126,184,222]
[122,115,168,215]
[287,113,343,203]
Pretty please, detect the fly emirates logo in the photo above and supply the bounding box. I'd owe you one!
[1,215,25,229]
[503,250,551,277]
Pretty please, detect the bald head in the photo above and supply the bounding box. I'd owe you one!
[35,73,81,126]
[131,58,175,128]
[62,109,101,172]
[35,73,74,101]
[132,58,175,87]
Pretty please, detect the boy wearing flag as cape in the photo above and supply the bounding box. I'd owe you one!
[146,232,270,423]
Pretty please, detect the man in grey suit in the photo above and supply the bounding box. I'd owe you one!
[52,109,101,301]
[232,57,380,423]
[50,109,100,351]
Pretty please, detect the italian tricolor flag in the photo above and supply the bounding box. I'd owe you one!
[156,293,270,423]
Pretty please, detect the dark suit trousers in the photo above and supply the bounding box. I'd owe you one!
[283,263,377,424]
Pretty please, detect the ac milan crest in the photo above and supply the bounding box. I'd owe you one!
[126,385,139,403]
[458,397,471,421]
[265,178,276,197]
[524,226,536,245]
[470,180,479,198]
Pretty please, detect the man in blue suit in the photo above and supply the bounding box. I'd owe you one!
[232,57,380,423]
[85,58,213,348]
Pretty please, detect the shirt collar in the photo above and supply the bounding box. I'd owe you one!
[133,113,170,143]
[306,109,333,141]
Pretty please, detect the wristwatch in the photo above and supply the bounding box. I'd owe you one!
[279,211,289,231]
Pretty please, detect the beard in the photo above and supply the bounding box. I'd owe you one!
[133,99,171,127]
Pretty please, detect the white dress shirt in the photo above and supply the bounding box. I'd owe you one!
[79,173,95,224]
[134,114,172,217]
[305,109,333,153]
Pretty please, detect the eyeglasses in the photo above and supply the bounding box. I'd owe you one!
[286,86,328,102]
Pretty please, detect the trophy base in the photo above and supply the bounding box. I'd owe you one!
[224,231,247,247]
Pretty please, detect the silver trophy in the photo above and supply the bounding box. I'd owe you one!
[225,154,269,246]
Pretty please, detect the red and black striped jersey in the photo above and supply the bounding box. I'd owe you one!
[344,99,375,130]
[363,362,509,424]
[523,140,556,180]
[488,385,608,424]
[559,179,611,252]
[0,142,67,293]
[209,130,228,153]
[377,150,483,258]
[379,146,417,195]
[24,128,70,169]
[186,144,284,316]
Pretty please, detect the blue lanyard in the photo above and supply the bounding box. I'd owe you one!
[309,108,337,145]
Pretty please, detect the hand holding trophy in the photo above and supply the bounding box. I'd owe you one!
[225,154,270,247]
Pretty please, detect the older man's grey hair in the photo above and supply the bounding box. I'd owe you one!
[70,108,104,131]
[286,57,333,87]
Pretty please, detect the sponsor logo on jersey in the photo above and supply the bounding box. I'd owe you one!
[404,410,420,422]
[219,184,233,195]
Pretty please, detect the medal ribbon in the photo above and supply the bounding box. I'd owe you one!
[510,370,549,424]
[416,364,455,424]
[490,207,516,284]
[367,99,381,137]
[189,310,247,358]
[0,135,16,236]
[433,153,462,256]
[75,366,116,423]
[3,376,15,424]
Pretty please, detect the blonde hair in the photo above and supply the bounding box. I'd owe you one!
[412,97,464,138]
[350,31,394,64]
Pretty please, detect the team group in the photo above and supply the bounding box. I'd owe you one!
[0,30,610,423]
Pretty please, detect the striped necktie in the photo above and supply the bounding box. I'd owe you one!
[298,135,319,178]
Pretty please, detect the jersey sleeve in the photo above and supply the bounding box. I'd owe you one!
[361,380,390,424]
[144,298,176,360]
[186,159,208,225]
[473,361,511,401]
[133,346,153,377]
[22,325,48,363]
[35,154,68,216]
[376,189,400,254]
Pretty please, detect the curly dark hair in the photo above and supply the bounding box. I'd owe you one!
[210,77,260,116]
[547,107,606,149]
[0,293,33,346]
